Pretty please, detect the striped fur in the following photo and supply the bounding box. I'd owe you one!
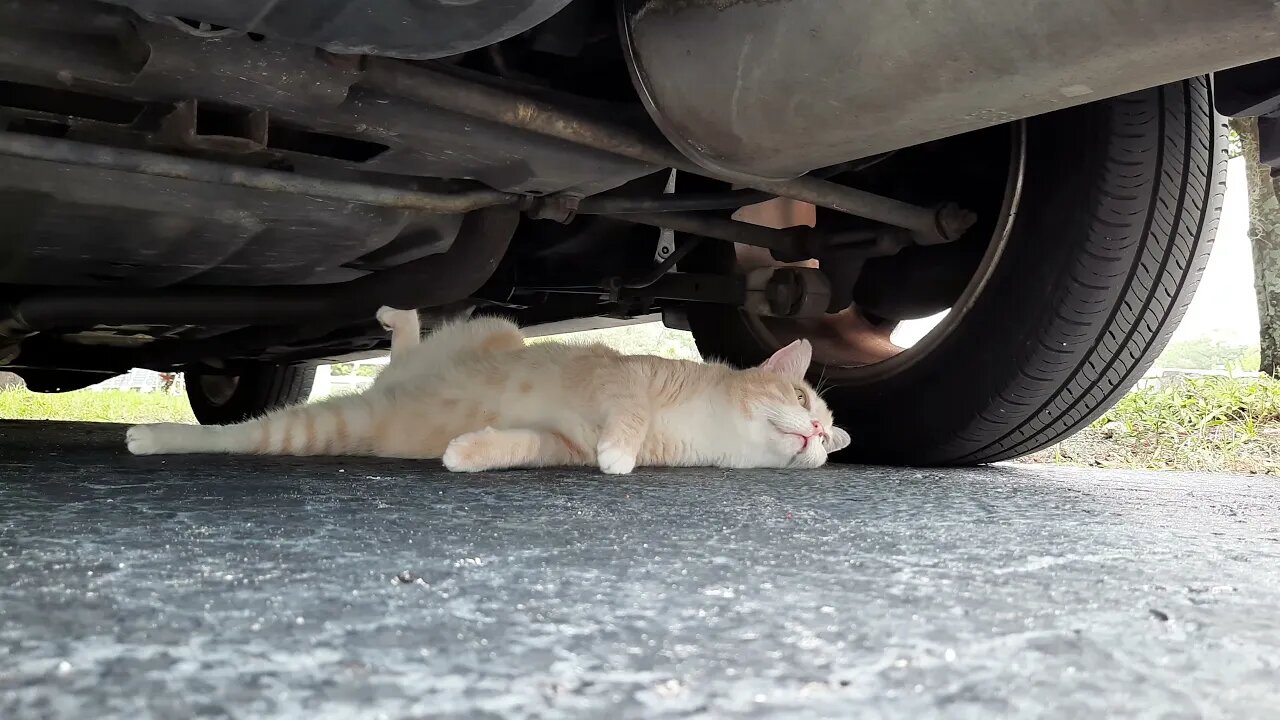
[126,308,851,473]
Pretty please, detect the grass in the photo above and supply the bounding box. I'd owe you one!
[1018,374,1280,474]
[0,326,702,426]
[0,388,194,424]
[1,329,1277,475]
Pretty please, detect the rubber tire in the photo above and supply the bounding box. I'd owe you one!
[185,364,316,426]
[685,77,1226,465]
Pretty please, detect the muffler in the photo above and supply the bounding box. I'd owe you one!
[621,0,1280,180]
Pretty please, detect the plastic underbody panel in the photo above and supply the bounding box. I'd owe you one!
[0,0,651,293]
[100,0,576,59]
[1,159,458,288]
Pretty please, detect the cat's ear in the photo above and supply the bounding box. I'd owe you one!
[824,426,852,453]
[759,339,812,381]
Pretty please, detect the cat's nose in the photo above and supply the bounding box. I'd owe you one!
[810,420,825,436]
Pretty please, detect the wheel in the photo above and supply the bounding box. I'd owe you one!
[184,363,316,425]
[685,77,1225,465]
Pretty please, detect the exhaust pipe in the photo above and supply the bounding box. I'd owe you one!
[621,0,1280,180]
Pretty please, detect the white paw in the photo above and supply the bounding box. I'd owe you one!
[597,442,636,475]
[442,432,485,472]
[376,306,413,331]
[125,424,165,455]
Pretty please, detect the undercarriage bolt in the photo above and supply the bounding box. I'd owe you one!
[933,203,980,244]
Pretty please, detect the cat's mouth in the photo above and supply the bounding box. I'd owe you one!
[777,427,824,455]
[786,432,814,452]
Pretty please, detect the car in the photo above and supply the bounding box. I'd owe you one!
[2,0,1278,464]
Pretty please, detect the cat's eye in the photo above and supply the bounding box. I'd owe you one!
[795,387,809,408]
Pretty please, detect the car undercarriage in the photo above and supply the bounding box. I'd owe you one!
[3,0,1280,463]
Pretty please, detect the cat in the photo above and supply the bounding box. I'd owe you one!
[125,307,851,473]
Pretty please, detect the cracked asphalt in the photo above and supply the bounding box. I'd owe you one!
[1,420,1278,719]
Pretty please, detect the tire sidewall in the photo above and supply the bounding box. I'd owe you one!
[186,364,316,425]
[685,81,1222,465]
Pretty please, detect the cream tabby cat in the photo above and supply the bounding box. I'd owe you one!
[125,307,851,472]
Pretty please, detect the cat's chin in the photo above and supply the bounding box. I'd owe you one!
[756,433,827,469]
[788,451,828,469]
[783,434,830,468]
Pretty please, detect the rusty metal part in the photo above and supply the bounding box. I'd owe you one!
[126,15,362,113]
[155,99,269,154]
[611,208,944,313]
[601,267,830,319]
[732,121,1028,373]
[362,60,676,166]
[607,209,927,263]
[576,189,772,214]
[0,132,520,213]
[524,194,581,222]
[610,211,814,256]
[361,60,957,241]
[0,0,651,197]
[745,267,832,319]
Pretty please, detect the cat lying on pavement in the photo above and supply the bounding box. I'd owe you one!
[126,307,850,473]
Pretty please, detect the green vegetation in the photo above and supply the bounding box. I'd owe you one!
[1,326,1275,474]
[0,389,194,424]
[1156,337,1260,372]
[329,363,381,377]
[1021,374,1280,474]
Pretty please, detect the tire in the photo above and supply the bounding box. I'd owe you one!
[686,77,1226,465]
[185,363,316,426]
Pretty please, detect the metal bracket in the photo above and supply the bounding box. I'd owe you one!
[155,99,270,155]
[593,268,831,319]
[524,194,581,223]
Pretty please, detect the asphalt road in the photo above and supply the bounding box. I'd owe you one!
[1,420,1278,719]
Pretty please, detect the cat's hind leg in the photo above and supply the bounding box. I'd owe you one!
[442,428,587,472]
[377,306,422,362]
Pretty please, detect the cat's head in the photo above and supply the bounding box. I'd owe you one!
[735,340,851,468]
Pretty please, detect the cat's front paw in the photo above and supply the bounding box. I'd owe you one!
[442,431,488,472]
[596,441,637,475]
[126,424,167,455]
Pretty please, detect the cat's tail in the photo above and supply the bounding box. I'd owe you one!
[125,392,379,457]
